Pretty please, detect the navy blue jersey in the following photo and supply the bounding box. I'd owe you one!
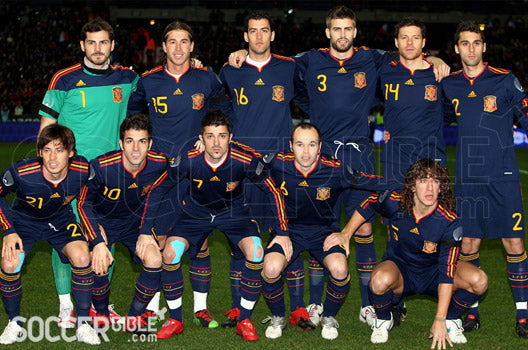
[219,54,301,153]
[268,151,393,227]
[442,64,528,183]
[77,150,168,245]
[379,59,446,165]
[359,191,461,284]
[127,66,232,157]
[141,141,288,235]
[294,47,389,144]
[0,156,89,235]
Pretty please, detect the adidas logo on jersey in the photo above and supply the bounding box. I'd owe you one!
[468,91,477,98]
[337,67,347,74]
[410,227,420,235]
[254,78,265,85]
[173,88,183,95]
[404,79,414,85]
[76,80,86,87]
[50,192,61,198]
[128,183,138,189]
[210,176,220,181]
[298,180,309,187]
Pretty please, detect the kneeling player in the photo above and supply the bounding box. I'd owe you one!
[77,114,166,332]
[0,125,99,345]
[325,158,488,348]
[140,110,289,341]
[261,123,395,340]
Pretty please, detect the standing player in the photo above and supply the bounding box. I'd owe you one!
[218,11,307,328]
[324,159,488,347]
[380,17,446,184]
[228,7,450,324]
[0,125,99,345]
[38,17,139,327]
[261,123,395,340]
[442,21,528,338]
[76,114,166,331]
[127,21,232,327]
[139,110,289,341]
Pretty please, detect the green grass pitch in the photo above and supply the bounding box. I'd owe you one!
[0,143,527,349]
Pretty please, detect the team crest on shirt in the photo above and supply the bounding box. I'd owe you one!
[272,85,285,102]
[424,85,437,101]
[422,240,437,254]
[112,87,123,103]
[192,93,205,110]
[226,181,239,192]
[142,183,154,196]
[316,187,331,201]
[483,95,497,112]
[354,72,367,88]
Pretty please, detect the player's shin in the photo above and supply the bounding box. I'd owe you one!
[369,287,393,320]
[71,264,94,326]
[0,268,22,322]
[507,252,528,320]
[261,272,286,317]
[323,273,350,317]
[92,272,110,316]
[287,255,305,311]
[189,247,211,313]
[459,251,480,318]
[239,259,263,321]
[161,262,184,321]
[355,233,377,308]
[308,257,325,305]
[128,266,162,317]
[229,255,243,309]
[447,289,483,319]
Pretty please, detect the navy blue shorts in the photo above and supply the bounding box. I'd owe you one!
[153,179,189,236]
[456,181,525,239]
[266,224,346,267]
[97,218,145,265]
[385,256,438,297]
[11,212,86,264]
[326,141,376,220]
[168,206,261,259]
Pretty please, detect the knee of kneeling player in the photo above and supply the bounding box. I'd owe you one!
[70,252,91,267]
[369,272,391,294]
[472,269,488,295]
[1,252,25,274]
[245,236,263,263]
[328,264,349,281]
[143,250,163,268]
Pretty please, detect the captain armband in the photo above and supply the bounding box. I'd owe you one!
[251,161,269,183]
[439,240,461,248]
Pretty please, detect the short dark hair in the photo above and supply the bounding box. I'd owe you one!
[120,113,152,141]
[400,158,454,215]
[37,124,76,160]
[81,17,114,41]
[290,122,321,143]
[395,17,426,38]
[162,21,194,43]
[454,20,485,43]
[326,5,356,28]
[200,110,232,134]
[245,11,274,31]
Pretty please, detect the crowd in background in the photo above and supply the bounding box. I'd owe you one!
[1,1,527,121]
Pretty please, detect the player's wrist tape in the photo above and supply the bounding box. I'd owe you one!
[434,317,446,321]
